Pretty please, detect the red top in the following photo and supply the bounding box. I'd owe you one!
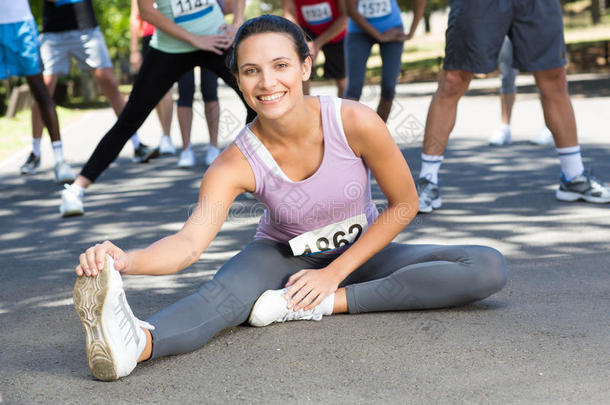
[294,0,345,43]
[139,16,155,37]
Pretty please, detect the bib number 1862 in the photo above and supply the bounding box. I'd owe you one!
[289,214,368,256]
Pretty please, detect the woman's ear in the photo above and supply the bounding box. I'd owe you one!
[302,55,313,82]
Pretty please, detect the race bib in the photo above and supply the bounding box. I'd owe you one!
[358,0,392,19]
[54,0,84,6]
[171,0,214,23]
[289,214,368,256]
[301,3,333,25]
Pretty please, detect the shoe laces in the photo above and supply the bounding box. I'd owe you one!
[281,307,323,322]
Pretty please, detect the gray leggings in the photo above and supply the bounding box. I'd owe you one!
[147,240,507,359]
[344,30,404,100]
[499,36,518,94]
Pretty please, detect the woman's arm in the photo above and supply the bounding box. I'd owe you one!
[346,0,382,41]
[282,0,298,24]
[311,0,348,51]
[345,0,406,42]
[406,0,426,39]
[285,100,418,310]
[76,146,255,277]
[137,0,232,54]
[325,100,418,281]
[129,0,143,71]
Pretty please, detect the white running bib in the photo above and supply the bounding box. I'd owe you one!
[171,0,213,21]
[289,214,368,256]
[301,3,333,25]
[358,0,392,19]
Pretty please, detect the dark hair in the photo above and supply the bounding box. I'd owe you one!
[229,15,311,74]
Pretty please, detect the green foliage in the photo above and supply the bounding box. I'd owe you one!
[93,0,132,59]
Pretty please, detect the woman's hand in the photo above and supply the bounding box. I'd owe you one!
[307,41,320,63]
[218,23,239,45]
[130,50,143,72]
[76,241,131,277]
[379,27,409,43]
[284,267,340,312]
[188,33,233,54]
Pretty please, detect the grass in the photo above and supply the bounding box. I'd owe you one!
[0,105,92,162]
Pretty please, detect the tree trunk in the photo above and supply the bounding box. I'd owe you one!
[592,0,601,24]
[424,11,431,33]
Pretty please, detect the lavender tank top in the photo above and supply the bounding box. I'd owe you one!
[234,96,378,253]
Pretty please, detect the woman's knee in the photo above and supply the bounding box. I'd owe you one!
[469,246,507,296]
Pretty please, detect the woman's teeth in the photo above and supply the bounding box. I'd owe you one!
[259,92,284,101]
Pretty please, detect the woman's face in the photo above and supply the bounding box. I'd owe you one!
[235,32,311,120]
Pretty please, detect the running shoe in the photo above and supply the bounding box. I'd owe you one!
[60,184,84,217]
[73,255,154,381]
[20,152,41,175]
[248,288,324,327]
[205,145,221,166]
[178,148,195,168]
[555,169,610,204]
[158,135,176,155]
[530,127,554,146]
[416,177,442,213]
[489,125,511,146]
[132,143,160,163]
[54,161,76,184]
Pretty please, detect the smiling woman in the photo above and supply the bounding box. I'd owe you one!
[72,15,507,382]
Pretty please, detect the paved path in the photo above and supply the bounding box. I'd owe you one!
[1,74,609,404]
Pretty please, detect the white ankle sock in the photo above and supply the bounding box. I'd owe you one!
[130,133,141,149]
[317,293,335,316]
[556,145,584,180]
[419,153,444,184]
[32,138,42,157]
[51,141,64,163]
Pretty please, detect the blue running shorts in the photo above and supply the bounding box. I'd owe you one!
[0,19,41,80]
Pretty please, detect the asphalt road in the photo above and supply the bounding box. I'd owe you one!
[1,74,609,404]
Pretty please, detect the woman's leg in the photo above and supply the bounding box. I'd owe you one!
[343,32,374,100]
[146,240,325,359]
[177,69,195,148]
[79,48,193,183]
[199,49,257,124]
[377,38,405,122]
[200,69,220,148]
[340,243,507,313]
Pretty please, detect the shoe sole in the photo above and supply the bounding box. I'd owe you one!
[132,148,161,164]
[61,209,84,217]
[488,141,511,146]
[418,197,442,214]
[73,259,118,381]
[556,190,610,204]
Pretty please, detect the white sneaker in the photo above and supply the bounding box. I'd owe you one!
[530,127,554,146]
[54,160,76,184]
[60,184,84,217]
[159,135,176,155]
[73,255,154,381]
[205,145,221,166]
[177,148,195,168]
[489,125,511,146]
[248,288,324,327]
